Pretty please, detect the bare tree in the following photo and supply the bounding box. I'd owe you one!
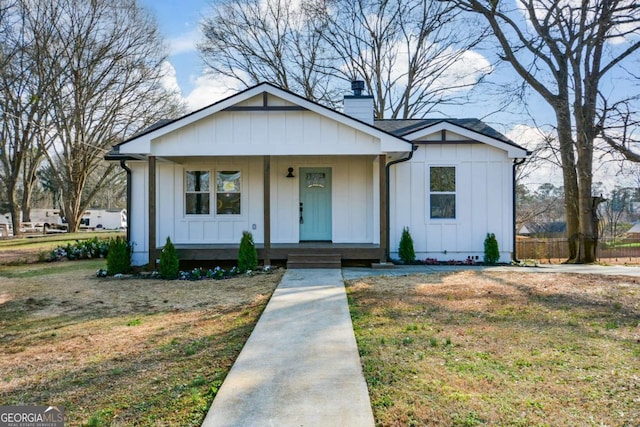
[200,0,338,104]
[38,0,184,232]
[599,187,634,240]
[0,1,58,234]
[451,0,640,263]
[597,97,640,162]
[320,0,488,118]
[200,0,488,117]
[516,182,565,234]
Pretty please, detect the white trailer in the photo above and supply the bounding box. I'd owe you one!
[82,209,127,230]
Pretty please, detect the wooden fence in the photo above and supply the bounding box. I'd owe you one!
[516,238,640,262]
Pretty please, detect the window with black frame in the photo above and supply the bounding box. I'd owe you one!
[216,171,241,215]
[185,170,210,215]
[430,166,456,219]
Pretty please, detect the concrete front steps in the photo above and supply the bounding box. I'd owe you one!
[287,253,341,269]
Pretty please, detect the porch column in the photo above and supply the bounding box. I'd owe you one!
[263,155,271,266]
[148,155,157,268]
[379,154,387,263]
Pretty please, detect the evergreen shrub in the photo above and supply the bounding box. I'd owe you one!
[398,226,416,264]
[484,233,500,264]
[106,236,131,275]
[159,236,180,279]
[238,231,258,273]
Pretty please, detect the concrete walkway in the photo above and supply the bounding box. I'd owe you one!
[202,269,375,427]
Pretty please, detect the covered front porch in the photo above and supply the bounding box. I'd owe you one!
[173,242,383,267]
[147,154,389,267]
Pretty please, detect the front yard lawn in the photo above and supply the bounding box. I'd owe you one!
[0,259,282,426]
[346,270,640,426]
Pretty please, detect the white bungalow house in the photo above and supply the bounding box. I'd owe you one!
[105,82,528,267]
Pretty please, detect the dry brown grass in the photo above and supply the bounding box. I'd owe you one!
[0,259,282,426]
[346,270,640,427]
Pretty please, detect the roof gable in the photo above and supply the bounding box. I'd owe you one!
[113,82,412,157]
[375,118,529,159]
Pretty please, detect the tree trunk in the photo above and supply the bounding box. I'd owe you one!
[554,106,581,263]
[64,197,82,233]
[574,116,598,263]
[21,184,33,223]
[6,183,21,237]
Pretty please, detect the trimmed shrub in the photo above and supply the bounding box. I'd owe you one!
[106,236,131,275]
[159,236,180,279]
[484,233,500,264]
[238,231,258,273]
[398,226,416,264]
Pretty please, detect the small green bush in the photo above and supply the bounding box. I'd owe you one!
[484,233,500,264]
[398,226,416,264]
[106,236,131,275]
[238,231,258,273]
[48,237,110,261]
[159,236,180,279]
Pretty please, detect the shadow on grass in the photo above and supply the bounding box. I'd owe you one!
[0,302,265,427]
[346,270,640,426]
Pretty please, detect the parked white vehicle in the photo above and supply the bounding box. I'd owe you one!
[80,209,127,230]
[1,208,127,233]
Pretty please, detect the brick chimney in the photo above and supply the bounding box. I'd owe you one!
[343,80,374,125]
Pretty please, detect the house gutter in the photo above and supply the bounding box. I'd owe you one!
[384,145,416,261]
[512,157,527,263]
[120,160,132,244]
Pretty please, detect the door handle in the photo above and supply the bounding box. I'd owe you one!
[299,202,304,224]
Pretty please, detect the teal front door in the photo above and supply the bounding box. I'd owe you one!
[299,167,332,241]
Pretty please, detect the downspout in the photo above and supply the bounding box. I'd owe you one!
[512,157,527,263]
[385,145,416,261]
[120,160,132,244]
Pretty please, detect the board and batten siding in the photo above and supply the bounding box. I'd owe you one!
[146,112,382,157]
[389,143,514,262]
[128,161,149,266]
[157,158,265,245]
[127,155,379,265]
[270,156,376,244]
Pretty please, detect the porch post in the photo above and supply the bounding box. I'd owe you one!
[379,154,387,263]
[148,155,157,268]
[263,155,271,266]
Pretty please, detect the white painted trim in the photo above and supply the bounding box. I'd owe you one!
[404,122,528,158]
[118,83,412,155]
[426,164,458,223]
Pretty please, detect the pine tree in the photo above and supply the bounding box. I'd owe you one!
[398,227,416,264]
[159,237,180,279]
[484,233,500,265]
[238,231,258,273]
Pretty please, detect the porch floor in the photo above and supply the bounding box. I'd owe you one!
[172,242,382,263]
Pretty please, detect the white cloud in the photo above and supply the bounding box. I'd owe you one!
[428,49,493,94]
[168,28,201,55]
[506,124,563,187]
[159,60,182,94]
[505,123,546,147]
[383,40,492,95]
[184,73,243,111]
[516,0,639,45]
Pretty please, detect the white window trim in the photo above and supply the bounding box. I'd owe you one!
[184,169,212,217]
[215,168,244,217]
[428,165,457,220]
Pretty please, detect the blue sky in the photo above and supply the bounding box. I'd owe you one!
[140,0,207,96]
[137,0,563,186]
[139,1,546,120]
[137,0,637,191]
[139,0,245,111]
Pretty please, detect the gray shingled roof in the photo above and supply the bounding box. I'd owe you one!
[374,118,516,145]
